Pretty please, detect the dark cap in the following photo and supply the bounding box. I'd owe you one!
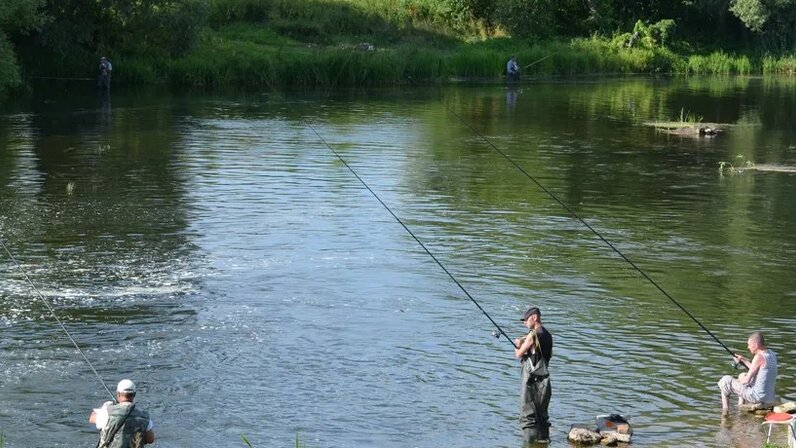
[520,307,541,321]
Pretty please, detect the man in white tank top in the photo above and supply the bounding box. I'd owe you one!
[718,331,778,413]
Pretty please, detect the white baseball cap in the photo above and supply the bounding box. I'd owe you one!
[116,379,136,393]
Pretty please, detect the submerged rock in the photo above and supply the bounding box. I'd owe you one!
[698,126,719,136]
[740,402,776,413]
[643,121,727,138]
[669,125,721,137]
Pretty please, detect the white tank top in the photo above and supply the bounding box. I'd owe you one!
[751,350,777,403]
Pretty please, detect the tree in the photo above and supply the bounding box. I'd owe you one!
[730,0,796,50]
[0,0,45,94]
[730,0,768,31]
[493,0,589,37]
[16,0,208,78]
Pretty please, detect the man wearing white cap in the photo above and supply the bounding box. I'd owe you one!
[89,379,155,447]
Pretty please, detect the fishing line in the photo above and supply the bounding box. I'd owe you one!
[301,51,733,359]
[435,95,736,357]
[301,50,518,347]
[307,123,518,349]
[0,236,116,401]
[325,51,355,99]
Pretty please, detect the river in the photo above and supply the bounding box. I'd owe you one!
[1,77,795,447]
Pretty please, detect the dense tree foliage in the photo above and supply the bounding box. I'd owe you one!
[0,0,45,92]
[13,0,209,78]
[729,0,796,49]
[448,0,796,47]
[1,0,796,94]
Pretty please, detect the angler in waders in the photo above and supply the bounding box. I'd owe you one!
[98,57,112,92]
[506,55,520,83]
[89,379,155,447]
[514,307,553,444]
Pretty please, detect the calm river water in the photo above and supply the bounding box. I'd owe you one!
[1,77,796,447]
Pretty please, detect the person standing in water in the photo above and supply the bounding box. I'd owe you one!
[514,306,553,444]
[90,379,155,447]
[98,57,113,92]
[506,55,519,82]
[718,331,777,413]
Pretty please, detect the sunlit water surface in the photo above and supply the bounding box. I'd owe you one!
[1,77,796,447]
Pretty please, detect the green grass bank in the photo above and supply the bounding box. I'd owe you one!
[17,0,796,89]
[119,0,796,88]
[119,34,796,88]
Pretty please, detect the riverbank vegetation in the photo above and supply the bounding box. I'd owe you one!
[2,0,796,94]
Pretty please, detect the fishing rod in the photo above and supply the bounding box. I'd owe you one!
[435,97,738,358]
[307,123,518,349]
[522,54,556,70]
[0,236,117,401]
[312,57,736,361]
[31,76,95,81]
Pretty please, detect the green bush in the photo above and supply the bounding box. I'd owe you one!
[0,32,21,94]
[611,19,676,50]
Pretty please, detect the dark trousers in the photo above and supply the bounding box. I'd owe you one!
[520,360,551,444]
[99,73,111,92]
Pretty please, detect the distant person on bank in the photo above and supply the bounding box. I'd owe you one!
[99,56,113,91]
[718,331,777,413]
[90,379,155,447]
[514,306,553,444]
[506,55,519,82]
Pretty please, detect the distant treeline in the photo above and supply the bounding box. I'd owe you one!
[449,0,796,48]
[1,0,795,94]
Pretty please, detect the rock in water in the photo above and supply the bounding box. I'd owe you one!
[740,402,775,413]
[599,431,631,443]
[568,426,602,445]
[599,432,618,446]
[596,414,632,443]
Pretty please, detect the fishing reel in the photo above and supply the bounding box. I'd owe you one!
[731,361,749,370]
[492,330,501,339]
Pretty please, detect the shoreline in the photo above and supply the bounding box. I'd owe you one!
[15,36,796,93]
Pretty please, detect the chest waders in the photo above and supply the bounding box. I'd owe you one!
[99,72,111,91]
[97,403,149,448]
[520,333,551,444]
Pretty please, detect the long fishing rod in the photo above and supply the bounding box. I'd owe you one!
[307,123,518,349]
[435,99,737,358]
[31,76,95,81]
[0,236,116,401]
[313,54,733,359]
[522,54,556,70]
